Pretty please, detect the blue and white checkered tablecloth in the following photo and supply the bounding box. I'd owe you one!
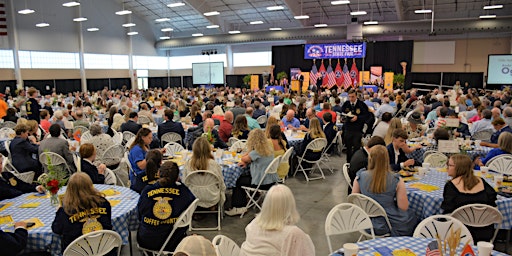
[286,133,305,149]
[406,169,512,229]
[0,184,139,255]
[407,144,492,164]
[332,237,508,256]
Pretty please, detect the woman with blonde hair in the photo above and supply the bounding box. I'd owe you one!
[384,118,402,145]
[232,115,250,140]
[352,145,416,236]
[441,154,496,241]
[52,172,112,254]
[265,116,280,138]
[476,130,512,167]
[268,124,289,179]
[183,137,226,207]
[225,129,277,216]
[27,119,44,142]
[296,118,325,168]
[241,184,315,255]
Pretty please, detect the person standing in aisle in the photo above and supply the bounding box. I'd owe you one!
[340,89,369,162]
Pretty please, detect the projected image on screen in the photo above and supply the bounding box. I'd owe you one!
[487,55,512,85]
[192,62,225,85]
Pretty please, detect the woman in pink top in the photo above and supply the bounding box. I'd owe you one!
[39,109,51,133]
[468,106,484,123]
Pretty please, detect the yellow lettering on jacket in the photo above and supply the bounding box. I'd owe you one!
[147,188,180,197]
[68,208,107,223]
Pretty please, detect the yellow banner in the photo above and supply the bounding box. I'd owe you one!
[360,71,370,85]
[384,72,394,92]
[291,80,299,92]
[250,75,259,91]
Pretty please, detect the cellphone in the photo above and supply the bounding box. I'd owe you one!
[26,222,35,228]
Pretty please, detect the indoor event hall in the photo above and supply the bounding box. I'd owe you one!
[0,0,511,255]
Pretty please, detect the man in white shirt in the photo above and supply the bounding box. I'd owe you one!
[374,96,395,119]
[372,112,392,139]
[470,109,494,136]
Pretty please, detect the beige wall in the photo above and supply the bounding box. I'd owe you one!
[412,37,511,74]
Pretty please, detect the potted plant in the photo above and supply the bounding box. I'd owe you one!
[276,71,288,85]
[243,74,252,88]
[394,74,405,88]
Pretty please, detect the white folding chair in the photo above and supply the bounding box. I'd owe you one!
[229,139,247,153]
[240,156,281,218]
[423,152,448,168]
[278,147,294,183]
[325,203,375,253]
[183,171,224,231]
[73,125,89,135]
[125,137,136,150]
[111,155,129,187]
[138,115,151,124]
[320,131,343,173]
[347,193,393,237]
[112,132,123,145]
[451,203,503,243]
[163,142,185,156]
[423,150,439,160]
[104,169,117,185]
[486,154,512,175]
[413,214,474,245]
[80,131,93,143]
[98,144,124,167]
[2,121,16,129]
[63,230,122,256]
[122,131,136,145]
[472,129,494,142]
[138,199,199,256]
[293,138,328,182]
[342,163,352,189]
[4,159,35,184]
[39,151,73,175]
[256,115,267,126]
[212,235,240,256]
[228,137,239,147]
[4,140,13,162]
[0,127,15,138]
[161,132,183,147]
[213,125,219,131]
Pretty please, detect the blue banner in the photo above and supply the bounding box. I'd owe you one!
[304,43,366,59]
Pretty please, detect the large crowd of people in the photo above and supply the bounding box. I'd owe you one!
[0,83,510,255]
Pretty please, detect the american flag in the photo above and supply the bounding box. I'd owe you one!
[426,240,441,256]
[342,62,352,89]
[0,0,6,37]
[326,64,337,89]
[309,62,318,85]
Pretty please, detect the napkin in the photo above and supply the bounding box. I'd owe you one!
[408,183,439,192]
[0,215,13,225]
[476,172,494,179]
[374,246,393,256]
[0,202,13,212]
[108,199,121,207]
[101,189,120,197]
[170,159,185,166]
[293,133,306,139]
[26,193,49,199]
[19,202,41,208]
[402,176,419,182]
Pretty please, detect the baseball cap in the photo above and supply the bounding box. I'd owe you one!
[173,235,216,256]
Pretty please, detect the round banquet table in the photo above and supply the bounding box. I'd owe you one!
[332,237,508,256]
[406,140,492,164]
[0,184,139,255]
[406,168,512,230]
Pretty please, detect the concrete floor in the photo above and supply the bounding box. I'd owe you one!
[120,154,511,256]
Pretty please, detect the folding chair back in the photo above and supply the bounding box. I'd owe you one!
[161,132,182,147]
[183,171,223,230]
[138,115,151,125]
[80,131,93,142]
[472,129,493,141]
[413,214,473,245]
[229,140,247,153]
[294,138,328,182]
[212,235,240,256]
[423,152,448,168]
[122,131,136,145]
[256,115,267,126]
[342,163,352,189]
[451,204,503,243]
[347,193,393,237]
[104,169,117,185]
[39,151,73,175]
[98,144,124,167]
[63,230,122,256]
[228,137,239,147]
[112,132,123,145]
[2,121,16,129]
[163,142,185,156]
[486,154,512,175]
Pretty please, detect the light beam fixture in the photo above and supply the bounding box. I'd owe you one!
[331,0,350,5]
[155,18,170,22]
[192,33,204,36]
[161,28,173,32]
[207,25,220,28]
[122,23,136,27]
[267,5,284,11]
[167,2,185,8]
[62,1,80,7]
[127,31,138,35]
[87,27,99,32]
[73,17,87,22]
[483,4,503,10]
[204,11,220,16]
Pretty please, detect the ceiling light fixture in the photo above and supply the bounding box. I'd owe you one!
[267,5,284,11]
[250,21,264,24]
[414,9,432,14]
[314,23,328,27]
[269,27,282,31]
[115,10,132,15]
[479,14,497,19]
[87,27,99,32]
[160,36,170,40]
[155,18,170,22]
[127,31,138,35]
[36,22,50,27]
[350,11,367,15]
[294,15,309,19]
[18,9,35,14]
[161,28,173,32]
[331,0,350,5]
[192,33,204,37]
[228,30,241,34]
[167,2,185,8]
[483,4,503,10]
[122,23,136,27]
[62,1,80,7]
[204,11,220,16]
[207,25,220,28]
[73,17,87,22]
[364,21,378,25]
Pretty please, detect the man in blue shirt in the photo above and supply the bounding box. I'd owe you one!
[481,117,512,148]
[281,110,300,129]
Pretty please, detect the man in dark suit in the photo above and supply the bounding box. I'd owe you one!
[341,89,370,162]
[39,124,77,173]
[121,112,142,135]
[0,156,44,200]
[348,136,386,193]
[0,221,29,255]
[322,112,337,148]
[10,124,40,175]
[387,129,416,171]
[157,109,185,145]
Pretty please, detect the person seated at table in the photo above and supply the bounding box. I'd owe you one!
[121,112,142,135]
[86,124,115,161]
[240,184,315,255]
[173,235,217,256]
[282,110,300,130]
[143,149,163,186]
[183,137,226,208]
[300,108,324,131]
[384,118,402,145]
[225,129,277,216]
[3,107,18,123]
[10,123,41,175]
[268,124,289,180]
[27,119,45,142]
[138,103,155,124]
[0,221,30,255]
[352,145,417,236]
[157,109,185,145]
[297,118,325,162]
[449,112,471,139]
[0,155,44,200]
[245,107,261,130]
[137,161,196,252]
[218,111,233,143]
[387,129,420,171]
[404,111,425,139]
[52,172,113,254]
[40,109,52,134]
[187,118,227,150]
[475,132,512,168]
[73,109,90,129]
[420,128,450,162]
[79,143,106,184]
[190,104,202,125]
[441,154,497,242]
[322,112,338,149]
[128,128,156,193]
[232,115,250,140]
[470,109,493,136]
[39,124,77,173]
[480,117,512,148]
[265,116,289,144]
[317,102,337,122]
[348,136,386,194]
[372,112,392,139]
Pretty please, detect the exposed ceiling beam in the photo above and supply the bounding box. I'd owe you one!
[183,0,226,32]
[394,0,404,21]
[281,0,308,27]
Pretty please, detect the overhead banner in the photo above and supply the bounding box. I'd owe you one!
[304,43,366,59]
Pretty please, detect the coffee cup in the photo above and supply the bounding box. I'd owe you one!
[477,241,493,256]
[343,243,359,256]
[481,166,489,176]
[494,174,504,187]
[418,167,427,177]
[422,163,431,170]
